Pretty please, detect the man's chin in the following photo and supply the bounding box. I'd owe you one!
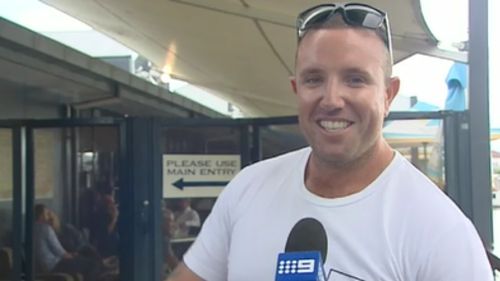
[311,149,355,167]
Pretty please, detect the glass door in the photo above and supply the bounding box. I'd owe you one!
[25,123,122,281]
[0,124,22,281]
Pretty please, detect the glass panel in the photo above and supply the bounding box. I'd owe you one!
[161,126,241,277]
[0,129,13,280]
[259,124,307,160]
[260,120,445,188]
[384,118,445,188]
[32,127,120,281]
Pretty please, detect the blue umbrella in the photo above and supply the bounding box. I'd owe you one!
[427,62,468,187]
[445,62,468,111]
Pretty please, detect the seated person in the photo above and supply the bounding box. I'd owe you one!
[173,199,200,238]
[33,204,101,281]
[162,207,179,274]
[47,209,91,254]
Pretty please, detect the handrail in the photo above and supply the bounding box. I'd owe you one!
[488,250,500,272]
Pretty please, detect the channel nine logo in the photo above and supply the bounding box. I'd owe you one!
[275,251,325,281]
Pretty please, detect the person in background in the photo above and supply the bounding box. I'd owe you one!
[173,199,200,238]
[166,2,493,280]
[47,209,89,254]
[33,204,101,281]
[163,207,179,275]
[90,184,119,258]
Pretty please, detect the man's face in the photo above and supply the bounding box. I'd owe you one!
[292,27,399,166]
[41,209,50,223]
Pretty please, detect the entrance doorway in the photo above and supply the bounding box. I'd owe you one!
[0,119,127,281]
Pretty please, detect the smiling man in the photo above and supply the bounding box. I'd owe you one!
[167,3,493,281]
[291,17,398,199]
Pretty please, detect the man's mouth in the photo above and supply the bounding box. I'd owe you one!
[318,120,352,132]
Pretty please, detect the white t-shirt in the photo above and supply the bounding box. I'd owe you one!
[184,147,492,281]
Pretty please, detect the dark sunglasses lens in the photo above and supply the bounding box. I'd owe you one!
[344,9,383,29]
[303,10,334,30]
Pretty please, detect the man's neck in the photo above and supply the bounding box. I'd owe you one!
[305,141,394,198]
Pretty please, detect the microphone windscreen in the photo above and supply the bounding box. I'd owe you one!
[284,217,328,263]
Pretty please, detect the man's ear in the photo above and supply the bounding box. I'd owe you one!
[290,76,298,94]
[385,77,400,115]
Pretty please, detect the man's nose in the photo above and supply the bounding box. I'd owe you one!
[319,80,345,109]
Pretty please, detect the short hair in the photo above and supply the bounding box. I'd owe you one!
[34,204,47,220]
[296,13,393,81]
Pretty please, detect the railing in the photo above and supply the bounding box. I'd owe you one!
[488,250,500,273]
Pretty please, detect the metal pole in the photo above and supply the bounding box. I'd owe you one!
[25,127,34,281]
[468,0,493,247]
[12,127,23,281]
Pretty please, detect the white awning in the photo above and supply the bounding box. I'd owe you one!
[41,0,467,117]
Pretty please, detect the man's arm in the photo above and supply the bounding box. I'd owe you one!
[166,262,203,281]
[417,220,493,280]
[45,224,68,258]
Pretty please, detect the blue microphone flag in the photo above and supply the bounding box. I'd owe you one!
[275,251,325,281]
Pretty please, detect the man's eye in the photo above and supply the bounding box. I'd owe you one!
[345,76,366,86]
[303,76,323,86]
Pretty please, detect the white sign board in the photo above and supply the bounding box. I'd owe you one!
[163,154,241,198]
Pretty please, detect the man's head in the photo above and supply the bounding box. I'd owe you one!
[291,3,400,168]
[296,3,393,81]
[34,204,49,223]
[178,198,191,210]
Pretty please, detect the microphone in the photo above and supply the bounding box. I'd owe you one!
[275,217,327,281]
[275,218,366,281]
[285,217,328,260]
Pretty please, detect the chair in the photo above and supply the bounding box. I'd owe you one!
[0,247,78,281]
[0,247,12,280]
[488,250,500,272]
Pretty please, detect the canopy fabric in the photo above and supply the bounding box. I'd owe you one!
[41,0,466,117]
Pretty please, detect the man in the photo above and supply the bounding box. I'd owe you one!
[174,199,201,238]
[163,207,180,273]
[33,204,101,281]
[167,3,492,280]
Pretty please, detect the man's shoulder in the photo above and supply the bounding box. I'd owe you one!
[389,152,440,188]
[387,152,468,226]
[34,222,50,231]
[34,223,56,239]
[220,147,309,202]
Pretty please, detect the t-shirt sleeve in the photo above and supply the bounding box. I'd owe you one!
[182,184,235,281]
[416,219,493,281]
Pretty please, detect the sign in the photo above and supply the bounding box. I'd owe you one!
[163,154,240,198]
[275,251,324,281]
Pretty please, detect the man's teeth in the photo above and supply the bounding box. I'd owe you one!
[319,120,349,130]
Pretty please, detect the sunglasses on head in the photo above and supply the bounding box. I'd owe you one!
[297,3,393,63]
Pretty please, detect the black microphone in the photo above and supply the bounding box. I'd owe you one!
[285,217,328,262]
[276,217,366,281]
[275,217,327,281]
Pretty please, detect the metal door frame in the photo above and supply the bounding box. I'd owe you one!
[0,122,23,281]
